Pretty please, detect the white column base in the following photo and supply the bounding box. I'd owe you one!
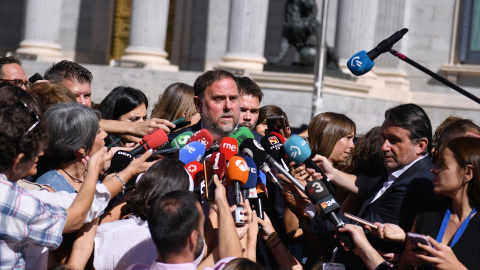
[120,47,178,71]
[217,54,267,71]
[16,40,64,62]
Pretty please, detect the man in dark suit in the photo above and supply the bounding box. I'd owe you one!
[307,103,436,268]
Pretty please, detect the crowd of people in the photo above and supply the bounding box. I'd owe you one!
[1,54,480,270]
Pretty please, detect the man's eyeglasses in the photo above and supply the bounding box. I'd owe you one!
[0,79,29,88]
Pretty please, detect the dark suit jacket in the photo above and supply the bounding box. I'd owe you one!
[308,156,436,266]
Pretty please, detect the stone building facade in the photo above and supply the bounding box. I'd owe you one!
[1,0,479,133]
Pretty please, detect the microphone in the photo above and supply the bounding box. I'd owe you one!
[107,150,133,173]
[226,156,250,206]
[305,179,354,248]
[219,137,238,161]
[230,126,255,146]
[239,138,287,191]
[179,141,206,165]
[185,160,204,187]
[261,133,285,162]
[241,138,307,194]
[283,135,336,194]
[171,131,193,148]
[131,128,169,156]
[255,172,267,219]
[347,28,408,76]
[208,152,226,180]
[188,129,214,150]
[241,157,259,204]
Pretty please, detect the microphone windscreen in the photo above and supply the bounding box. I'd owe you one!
[226,156,249,186]
[347,50,375,76]
[242,157,258,189]
[305,180,340,214]
[188,129,214,149]
[261,134,285,161]
[229,126,255,145]
[239,138,266,168]
[131,128,169,156]
[283,135,311,164]
[185,160,204,187]
[108,150,133,173]
[256,183,267,195]
[258,171,267,186]
[179,141,206,164]
[270,132,286,143]
[219,137,238,161]
[208,152,226,180]
[171,131,193,148]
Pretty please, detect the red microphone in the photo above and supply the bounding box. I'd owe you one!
[188,129,214,149]
[131,128,168,156]
[226,156,250,205]
[185,160,204,187]
[271,132,286,143]
[219,137,238,161]
[208,152,226,180]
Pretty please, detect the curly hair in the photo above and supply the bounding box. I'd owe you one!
[0,104,47,174]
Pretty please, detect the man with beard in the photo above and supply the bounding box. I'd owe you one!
[127,178,243,269]
[168,69,240,142]
[237,76,263,130]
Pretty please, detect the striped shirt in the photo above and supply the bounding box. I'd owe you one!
[0,174,66,269]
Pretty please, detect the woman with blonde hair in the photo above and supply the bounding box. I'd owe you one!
[151,82,200,128]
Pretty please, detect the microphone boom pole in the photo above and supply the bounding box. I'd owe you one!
[390,49,480,105]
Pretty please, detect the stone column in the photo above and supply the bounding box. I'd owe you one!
[335,0,379,64]
[16,0,63,61]
[217,0,269,71]
[120,0,178,71]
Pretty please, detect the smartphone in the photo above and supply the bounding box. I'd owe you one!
[170,120,191,133]
[203,160,215,201]
[407,232,433,247]
[234,205,246,226]
[266,115,286,135]
[321,263,345,270]
[344,212,378,229]
[172,117,185,125]
[28,73,44,84]
[151,147,180,158]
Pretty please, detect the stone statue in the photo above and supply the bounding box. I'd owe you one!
[270,0,339,69]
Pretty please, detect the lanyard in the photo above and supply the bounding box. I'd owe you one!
[436,207,476,247]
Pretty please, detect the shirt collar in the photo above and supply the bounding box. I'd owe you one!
[389,155,427,180]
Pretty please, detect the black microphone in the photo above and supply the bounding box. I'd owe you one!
[367,28,409,61]
[239,138,283,190]
[305,180,354,249]
[107,150,133,173]
[240,138,306,193]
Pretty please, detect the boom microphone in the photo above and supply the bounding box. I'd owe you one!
[347,28,408,76]
[131,128,169,156]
